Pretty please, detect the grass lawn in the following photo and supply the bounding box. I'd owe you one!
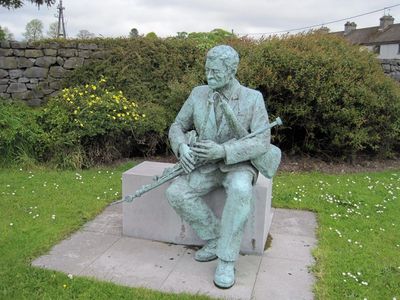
[0,161,399,299]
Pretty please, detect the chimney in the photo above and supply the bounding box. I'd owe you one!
[344,21,357,35]
[380,15,394,29]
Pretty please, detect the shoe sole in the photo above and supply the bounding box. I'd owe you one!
[194,255,218,262]
[213,279,235,289]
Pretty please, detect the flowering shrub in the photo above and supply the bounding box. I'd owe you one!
[56,77,144,134]
[40,77,146,168]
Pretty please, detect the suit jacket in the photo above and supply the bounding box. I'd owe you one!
[169,79,271,179]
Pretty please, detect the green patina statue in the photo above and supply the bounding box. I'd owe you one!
[165,45,282,289]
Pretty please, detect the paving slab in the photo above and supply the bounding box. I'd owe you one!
[32,205,317,300]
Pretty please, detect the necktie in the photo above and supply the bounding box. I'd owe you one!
[214,93,224,129]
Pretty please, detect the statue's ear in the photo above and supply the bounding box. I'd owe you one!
[229,67,237,78]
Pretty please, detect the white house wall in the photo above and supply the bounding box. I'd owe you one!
[377,44,400,59]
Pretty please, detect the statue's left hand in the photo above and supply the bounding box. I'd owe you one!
[192,140,226,161]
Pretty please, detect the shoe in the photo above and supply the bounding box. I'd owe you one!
[213,259,235,289]
[194,239,218,262]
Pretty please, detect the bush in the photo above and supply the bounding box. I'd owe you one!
[0,101,44,167]
[63,33,400,159]
[1,33,399,167]
[234,33,400,158]
[39,77,147,168]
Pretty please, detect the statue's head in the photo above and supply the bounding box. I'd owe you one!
[205,45,239,91]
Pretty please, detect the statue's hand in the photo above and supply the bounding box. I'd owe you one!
[179,143,196,173]
[192,140,225,161]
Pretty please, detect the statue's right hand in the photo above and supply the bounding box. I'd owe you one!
[179,144,196,173]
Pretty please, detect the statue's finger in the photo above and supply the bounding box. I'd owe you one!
[194,152,209,159]
[191,147,209,154]
[182,157,195,169]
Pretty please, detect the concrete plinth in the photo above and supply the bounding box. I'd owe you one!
[122,161,273,255]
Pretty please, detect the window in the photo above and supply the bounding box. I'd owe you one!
[373,45,380,54]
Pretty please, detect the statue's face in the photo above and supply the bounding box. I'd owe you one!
[205,58,233,90]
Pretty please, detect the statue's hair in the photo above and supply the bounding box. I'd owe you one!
[206,45,239,72]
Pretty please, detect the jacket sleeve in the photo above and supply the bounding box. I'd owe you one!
[168,91,195,158]
[223,92,271,164]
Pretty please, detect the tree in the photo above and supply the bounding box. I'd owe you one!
[145,32,157,39]
[0,0,55,9]
[176,32,188,39]
[47,21,58,38]
[2,27,14,40]
[129,28,139,38]
[76,29,95,39]
[23,19,43,42]
[0,27,5,41]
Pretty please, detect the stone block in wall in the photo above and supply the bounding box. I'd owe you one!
[0,69,8,78]
[0,79,9,84]
[27,98,42,107]
[10,41,27,49]
[58,49,77,57]
[49,81,61,90]
[0,48,13,56]
[0,85,7,93]
[91,51,107,59]
[56,56,64,65]
[9,69,23,79]
[64,57,84,69]
[382,64,391,72]
[0,57,17,69]
[24,67,48,78]
[35,56,57,67]
[78,50,91,58]
[26,83,38,90]
[30,78,39,84]
[7,83,27,93]
[13,49,25,56]
[25,49,44,58]
[49,66,69,78]
[18,77,30,83]
[12,91,33,100]
[17,57,34,68]
[78,43,98,50]
[44,49,57,56]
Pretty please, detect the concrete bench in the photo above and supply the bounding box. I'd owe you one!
[122,161,273,255]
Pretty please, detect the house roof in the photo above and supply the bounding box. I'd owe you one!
[332,23,400,45]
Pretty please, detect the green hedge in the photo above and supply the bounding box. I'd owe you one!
[64,33,400,159]
[1,32,400,168]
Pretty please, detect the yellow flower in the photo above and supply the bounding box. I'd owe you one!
[123,106,127,110]
[79,92,83,96]
[91,85,97,90]
[73,110,78,114]
[142,114,146,117]
[63,284,67,288]
[112,116,116,120]
[85,84,89,88]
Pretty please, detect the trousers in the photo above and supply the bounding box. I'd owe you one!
[165,168,254,262]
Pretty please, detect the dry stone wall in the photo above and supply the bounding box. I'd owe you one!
[380,59,400,82]
[0,41,106,106]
